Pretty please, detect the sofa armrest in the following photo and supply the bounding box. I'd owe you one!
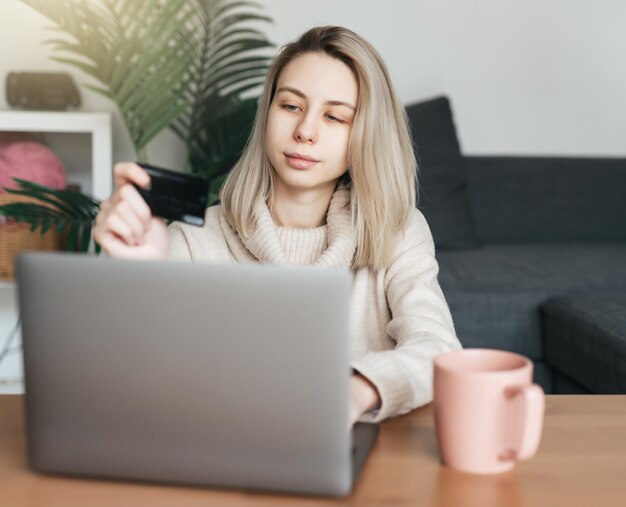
[541,292,626,394]
[463,156,626,243]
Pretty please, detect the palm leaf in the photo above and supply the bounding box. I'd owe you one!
[9,179,101,217]
[0,179,102,253]
[19,0,198,155]
[186,96,258,186]
[172,0,273,187]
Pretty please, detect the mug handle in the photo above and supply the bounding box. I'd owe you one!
[505,384,545,461]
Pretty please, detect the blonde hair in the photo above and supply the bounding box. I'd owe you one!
[220,26,417,270]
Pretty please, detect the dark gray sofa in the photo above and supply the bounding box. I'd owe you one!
[406,96,626,394]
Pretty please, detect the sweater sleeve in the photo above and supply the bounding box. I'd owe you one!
[167,221,193,261]
[350,209,462,423]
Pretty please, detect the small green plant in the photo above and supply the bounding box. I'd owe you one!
[0,179,101,253]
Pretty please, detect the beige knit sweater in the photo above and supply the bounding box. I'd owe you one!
[167,184,462,423]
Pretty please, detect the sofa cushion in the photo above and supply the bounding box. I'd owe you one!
[437,244,626,360]
[541,292,626,394]
[405,96,480,250]
[438,244,626,291]
[465,156,626,243]
[441,289,554,360]
[533,361,555,394]
[552,370,592,394]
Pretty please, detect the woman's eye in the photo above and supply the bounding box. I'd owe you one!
[326,114,344,123]
[282,104,299,112]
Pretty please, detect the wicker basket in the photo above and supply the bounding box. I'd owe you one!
[0,194,65,281]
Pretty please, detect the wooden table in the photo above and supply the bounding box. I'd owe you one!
[1,395,625,506]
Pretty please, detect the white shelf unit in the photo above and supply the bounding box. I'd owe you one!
[0,110,112,393]
[0,110,112,200]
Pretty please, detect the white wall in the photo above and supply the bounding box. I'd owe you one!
[2,0,625,164]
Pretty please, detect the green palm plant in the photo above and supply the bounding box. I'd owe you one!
[19,0,273,178]
[1,0,273,249]
[1,179,101,253]
[19,0,200,160]
[172,1,273,199]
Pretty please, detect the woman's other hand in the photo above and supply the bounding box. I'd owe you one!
[93,162,169,259]
[349,372,381,428]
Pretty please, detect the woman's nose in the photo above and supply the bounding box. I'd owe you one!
[294,114,318,143]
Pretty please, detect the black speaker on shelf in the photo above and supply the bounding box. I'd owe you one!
[5,72,81,110]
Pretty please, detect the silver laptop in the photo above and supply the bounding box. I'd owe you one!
[16,252,378,497]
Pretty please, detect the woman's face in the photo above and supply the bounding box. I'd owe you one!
[265,52,358,196]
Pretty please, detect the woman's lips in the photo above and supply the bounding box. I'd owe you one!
[284,153,319,170]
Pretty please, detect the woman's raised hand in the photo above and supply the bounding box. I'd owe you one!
[93,162,169,259]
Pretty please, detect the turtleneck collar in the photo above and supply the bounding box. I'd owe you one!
[219,183,356,268]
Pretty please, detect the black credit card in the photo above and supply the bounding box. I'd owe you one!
[133,162,209,227]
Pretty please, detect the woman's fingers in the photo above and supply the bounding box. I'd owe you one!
[104,212,137,246]
[114,184,152,227]
[94,161,169,259]
[113,162,150,190]
[113,200,145,245]
[125,184,152,224]
[95,192,148,246]
[96,216,169,260]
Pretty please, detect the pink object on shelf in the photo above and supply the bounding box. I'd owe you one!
[0,132,67,193]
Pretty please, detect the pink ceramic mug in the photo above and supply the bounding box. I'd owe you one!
[433,348,545,474]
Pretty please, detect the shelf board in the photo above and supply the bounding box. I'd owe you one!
[0,110,109,132]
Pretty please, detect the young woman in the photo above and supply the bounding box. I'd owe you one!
[94,26,462,426]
